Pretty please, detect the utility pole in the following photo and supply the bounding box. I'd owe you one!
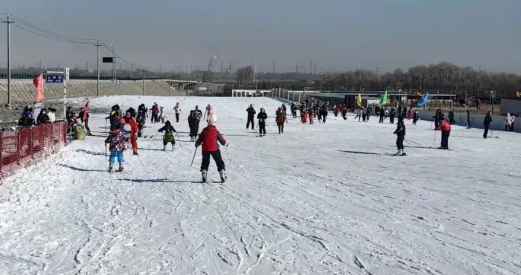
[94,40,102,96]
[2,14,15,108]
[111,43,116,82]
[314,64,316,75]
[272,61,275,73]
[253,62,258,91]
[142,68,145,95]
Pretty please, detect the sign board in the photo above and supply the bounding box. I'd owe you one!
[45,73,64,84]
[102,57,114,63]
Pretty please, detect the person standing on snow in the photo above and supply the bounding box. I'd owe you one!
[158,120,178,151]
[257,108,268,136]
[124,108,139,155]
[319,104,328,123]
[379,107,385,123]
[275,107,288,134]
[246,104,256,130]
[510,114,515,131]
[195,120,228,183]
[105,117,131,172]
[436,117,451,149]
[393,117,406,156]
[205,105,217,125]
[174,103,181,123]
[504,113,512,131]
[412,110,419,125]
[77,107,91,135]
[483,111,492,138]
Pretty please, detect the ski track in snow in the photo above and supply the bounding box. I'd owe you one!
[0,95,520,275]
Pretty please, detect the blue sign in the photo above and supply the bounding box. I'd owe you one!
[46,73,64,83]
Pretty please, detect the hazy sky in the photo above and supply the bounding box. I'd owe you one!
[0,0,520,73]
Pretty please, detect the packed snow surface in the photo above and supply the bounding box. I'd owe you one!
[0,95,520,275]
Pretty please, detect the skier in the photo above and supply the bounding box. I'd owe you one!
[393,117,406,155]
[291,104,298,119]
[389,107,396,124]
[246,104,256,130]
[136,109,146,138]
[159,106,165,123]
[124,108,139,155]
[436,117,451,149]
[275,107,287,134]
[77,107,91,135]
[366,106,372,122]
[174,103,181,123]
[205,105,216,125]
[300,108,308,123]
[319,104,328,123]
[448,111,455,125]
[105,117,131,172]
[257,108,268,136]
[150,103,159,123]
[483,111,492,138]
[195,120,228,183]
[341,105,347,120]
[412,110,419,125]
[107,105,119,131]
[66,106,76,134]
[379,107,385,123]
[158,120,178,151]
[355,108,363,122]
[308,108,314,124]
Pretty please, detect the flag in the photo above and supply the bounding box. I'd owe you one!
[417,92,429,106]
[83,101,89,121]
[356,93,362,107]
[379,91,388,105]
[33,73,44,102]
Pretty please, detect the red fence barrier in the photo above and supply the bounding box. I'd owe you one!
[0,122,67,181]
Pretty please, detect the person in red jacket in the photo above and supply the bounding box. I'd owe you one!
[436,117,451,149]
[125,108,139,155]
[195,120,228,183]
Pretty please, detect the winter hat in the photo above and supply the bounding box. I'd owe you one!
[118,117,126,129]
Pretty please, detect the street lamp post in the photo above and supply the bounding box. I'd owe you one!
[490,91,494,115]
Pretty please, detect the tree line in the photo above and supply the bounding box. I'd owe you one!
[318,62,521,97]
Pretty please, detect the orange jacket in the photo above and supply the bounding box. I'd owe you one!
[437,119,451,132]
[125,117,139,135]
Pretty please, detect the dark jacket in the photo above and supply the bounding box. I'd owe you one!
[246,107,256,118]
[158,121,177,134]
[484,114,492,126]
[393,121,406,137]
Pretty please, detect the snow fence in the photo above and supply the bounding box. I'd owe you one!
[0,122,67,181]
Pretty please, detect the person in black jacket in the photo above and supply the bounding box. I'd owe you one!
[37,109,50,125]
[257,108,267,136]
[136,109,146,137]
[106,105,120,131]
[379,108,385,123]
[188,110,197,141]
[483,111,492,138]
[389,107,396,124]
[393,117,406,155]
[246,104,256,130]
[77,107,92,135]
[18,110,35,127]
[412,110,419,125]
[158,120,177,151]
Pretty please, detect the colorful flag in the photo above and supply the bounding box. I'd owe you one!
[83,101,89,121]
[417,92,429,106]
[33,73,44,102]
[379,91,388,105]
[356,93,362,107]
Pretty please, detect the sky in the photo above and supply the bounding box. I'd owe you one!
[0,0,520,74]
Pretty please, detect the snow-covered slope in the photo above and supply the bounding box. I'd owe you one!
[0,95,520,275]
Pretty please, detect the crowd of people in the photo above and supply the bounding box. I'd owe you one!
[103,102,228,183]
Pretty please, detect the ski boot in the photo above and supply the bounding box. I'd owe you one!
[220,170,227,183]
[108,163,114,173]
[133,149,138,155]
[201,170,207,183]
[117,163,124,172]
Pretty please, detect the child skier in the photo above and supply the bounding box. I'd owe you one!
[195,120,228,183]
[393,117,406,156]
[105,118,131,172]
[158,120,178,151]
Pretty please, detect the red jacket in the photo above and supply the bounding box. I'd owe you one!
[195,125,227,152]
[437,119,451,132]
[125,117,139,136]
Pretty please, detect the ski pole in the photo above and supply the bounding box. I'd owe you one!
[186,147,198,182]
[225,145,232,175]
[404,138,421,146]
